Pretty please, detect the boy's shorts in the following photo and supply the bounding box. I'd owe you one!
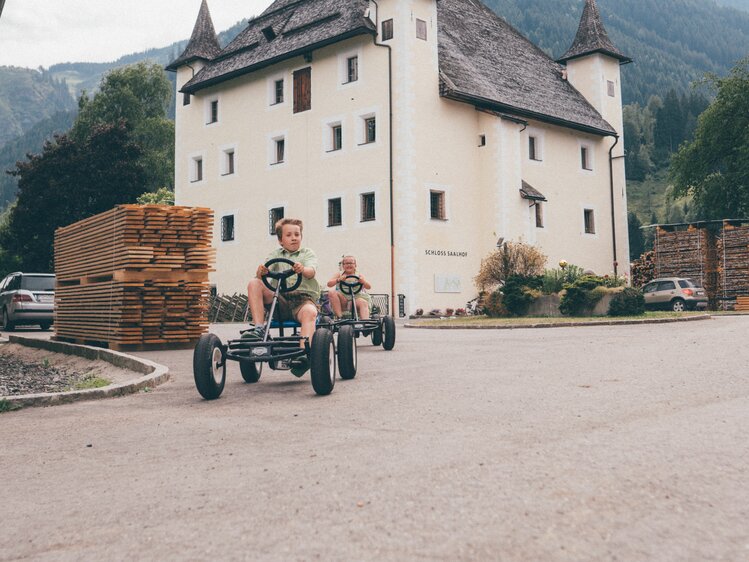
[276,292,320,321]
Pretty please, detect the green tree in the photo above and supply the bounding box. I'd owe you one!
[670,57,749,219]
[73,62,174,195]
[0,123,146,271]
[137,187,174,205]
[628,211,645,260]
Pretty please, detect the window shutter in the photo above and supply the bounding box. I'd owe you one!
[293,67,311,113]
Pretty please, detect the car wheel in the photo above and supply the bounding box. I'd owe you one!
[2,309,15,332]
[671,298,686,312]
[40,323,51,331]
[193,334,226,400]
[310,328,335,396]
[240,361,262,383]
[337,325,357,380]
[382,316,396,351]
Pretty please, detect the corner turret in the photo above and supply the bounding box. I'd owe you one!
[166,0,221,73]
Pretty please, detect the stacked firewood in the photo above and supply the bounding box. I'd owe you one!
[718,223,749,300]
[53,205,215,350]
[631,251,656,288]
[654,227,710,286]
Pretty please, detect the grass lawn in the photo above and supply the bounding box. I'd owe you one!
[411,311,710,327]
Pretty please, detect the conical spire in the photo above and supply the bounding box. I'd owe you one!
[557,0,631,64]
[166,0,222,71]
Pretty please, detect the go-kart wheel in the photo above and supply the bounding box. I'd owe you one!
[310,328,336,395]
[261,257,303,293]
[382,316,396,351]
[337,325,358,380]
[240,361,262,383]
[371,324,383,346]
[193,334,226,400]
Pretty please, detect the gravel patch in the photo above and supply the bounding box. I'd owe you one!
[0,342,136,396]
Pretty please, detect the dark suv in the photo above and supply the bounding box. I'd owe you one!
[0,272,55,331]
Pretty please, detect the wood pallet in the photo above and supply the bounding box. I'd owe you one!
[53,205,214,350]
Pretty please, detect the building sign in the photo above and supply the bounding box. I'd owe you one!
[424,249,469,257]
[435,274,461,293]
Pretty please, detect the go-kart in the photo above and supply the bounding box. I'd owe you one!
[193,258,340,399]
[322,275,396,366]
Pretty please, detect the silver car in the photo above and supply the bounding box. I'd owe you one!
[641,277,708,312]
[0,272,55,331]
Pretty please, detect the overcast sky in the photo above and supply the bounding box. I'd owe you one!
[0,0,275,69]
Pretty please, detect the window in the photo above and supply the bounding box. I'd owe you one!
[416,18,427,40]
[607,80,615,97]
[479,135,486,147]
[584,209,595,234]
[345,56,359,83]
[382,19,393,41]
[262,26,276,41]
[361,192,376,222]
[183,92,191,106]
[274,138,285,164]
[529,136,540,160]
[658,280,676,291]
[364,117,376,144]
[581,146,592,170]
[274,79,284,104]
[430,190,446,220]
[221,215,235,242]
[191,157,203,182]
[293,67,311,113]
[328,198,342,227]
[222,150,235,176]
[331,125,342,151]
[535,202,544,228]
[208,100,218,124]
[269,207,284,235]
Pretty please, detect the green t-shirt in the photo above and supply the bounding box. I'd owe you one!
[265,246,321,300]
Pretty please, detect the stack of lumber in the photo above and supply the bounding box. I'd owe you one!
[54,205,215,350]
[631,250,656,288]
[736,297,749,312]
[718,223,749,300]
[654,227,709,284]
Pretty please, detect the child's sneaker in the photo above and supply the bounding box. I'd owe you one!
[241,325,266,341]
[290,356,310,377]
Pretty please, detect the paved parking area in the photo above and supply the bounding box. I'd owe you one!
[1,318,748,560]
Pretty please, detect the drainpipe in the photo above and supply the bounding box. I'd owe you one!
[370,0,395,316]
[608,135,622,276]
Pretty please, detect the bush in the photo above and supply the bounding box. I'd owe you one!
[542,264,585,294]
[608,287,646,316]
[501,275,543,316]
[474,242,547,293]
[484,290,506,318]
[559,276,607,316]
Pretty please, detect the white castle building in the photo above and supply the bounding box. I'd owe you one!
[168,0,631,314]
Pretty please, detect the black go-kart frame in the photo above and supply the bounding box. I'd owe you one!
[193,258,341,400]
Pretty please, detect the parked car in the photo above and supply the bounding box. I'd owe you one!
[641,277,708,312]
[0,272,55,331]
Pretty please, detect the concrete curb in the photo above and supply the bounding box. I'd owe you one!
[405,314,713,330]
[1,336,170,409]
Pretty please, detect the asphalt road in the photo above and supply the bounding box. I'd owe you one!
[2,318,748,561]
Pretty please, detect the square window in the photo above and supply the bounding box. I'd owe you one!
[192,157,203,182]
[535,203,544,228]
[346,56,359,83]
[607,80,615,97]
[223,150,235,175]
[584,209,596,234]
[430,190,446,220]
[364,117,376,144]
[382,19,393,41]
[269,207,284,235]
[183,92,191,106]
[274,79,284,104]
[416,19,427,41]
[361,192,376,222]
[275,138,285,164]
[332,125,342,151]
[581,146,592,170]
[209,100,218,124]
[221,215,235,242]
[328,198,342,227]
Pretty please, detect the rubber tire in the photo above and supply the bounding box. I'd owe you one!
[2,309,15,332]
[337,325,358,380]
[193,334,226,400]
[382,316,396,351]
[40,323,51,331]
[240,361,261,383]
[371,324,383,346]
[310,328,335,396]
[671,298,686,312]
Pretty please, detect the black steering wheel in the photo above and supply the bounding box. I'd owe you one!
[338,274,363,296]
[261,258,303,293]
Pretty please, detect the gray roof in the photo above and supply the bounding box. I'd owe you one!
[438,0,616,136]
[520,180,547,202]
[557,0,631,64]
[166,0,222,72]
[180,0,375,93]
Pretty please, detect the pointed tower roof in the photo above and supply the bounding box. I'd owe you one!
[166,0,222,71]
[557,0,631,64]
